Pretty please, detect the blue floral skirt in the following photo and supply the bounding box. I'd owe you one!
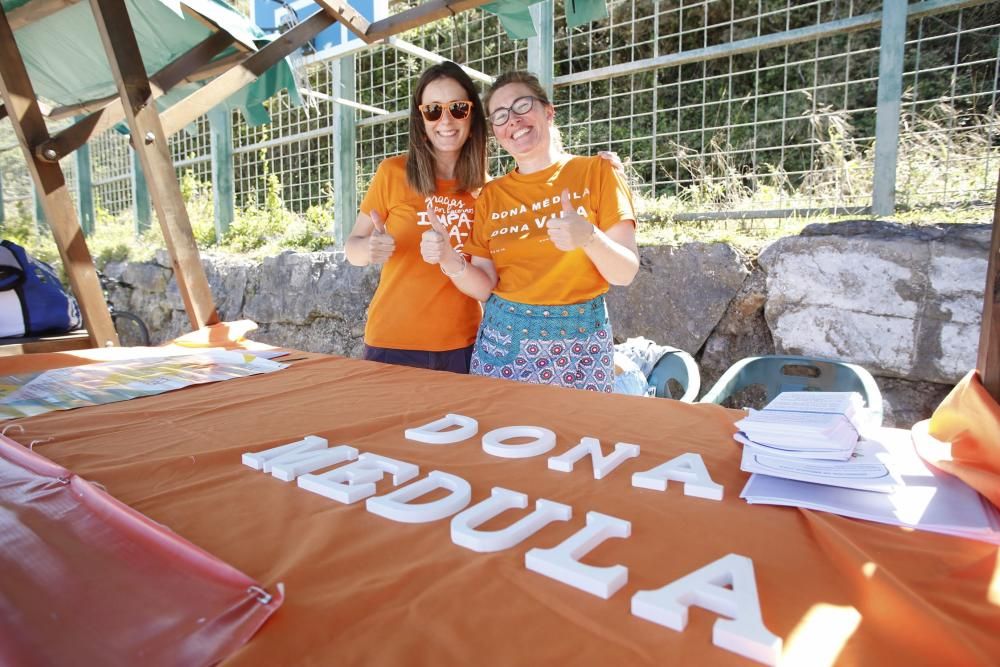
[470,294,614,392]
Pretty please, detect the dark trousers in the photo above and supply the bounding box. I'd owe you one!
[363,344,474,374]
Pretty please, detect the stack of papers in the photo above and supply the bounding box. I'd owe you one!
[737,435,901,493]
[735,391,865,461]
[736,409,859,460]
[740,429,1000,544]
[733,391,902,494]
[762,391,866,429]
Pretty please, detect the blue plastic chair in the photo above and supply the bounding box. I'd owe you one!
[646,347,701,403]
[698,355,883,426]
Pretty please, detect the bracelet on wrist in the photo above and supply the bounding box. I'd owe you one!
[441,253,467,278]
[582,226,599,249]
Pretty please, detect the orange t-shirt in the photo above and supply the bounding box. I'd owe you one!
[464,155,636,306]
[359,155,481,351]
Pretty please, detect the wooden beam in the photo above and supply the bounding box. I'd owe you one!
[366,0,495,42]
[0,5,118,348]
[0,330,92,356]
[977,170,1000,401]
[8,0,81,31]
[160,11,334,138]
[89,0,219,330]
[313,0,373,43]
[179,3,253,53]
[46,50,243,123]
[39,30,236,160]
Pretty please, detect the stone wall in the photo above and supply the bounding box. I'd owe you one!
[104,221,990,428]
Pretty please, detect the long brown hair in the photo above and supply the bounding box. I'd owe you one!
[406,62,487,196]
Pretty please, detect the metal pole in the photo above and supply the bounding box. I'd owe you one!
[75,116,95,236]
[528,0,554,98]
[871,0,907,216]
[32,181,45,231]
[333,54,357,248]
[209,106,234,238]
[131,146,152,234]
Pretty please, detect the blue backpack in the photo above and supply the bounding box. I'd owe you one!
[0,240,82,338]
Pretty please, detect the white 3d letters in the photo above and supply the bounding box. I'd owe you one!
[451,487,572,553]
[297,453,418,504]
[242,435,328,473]
[405,413,479,445]
[631,452,724,500]
[482,426,556,459]
[269,445,359,482]
[631,553,782,666]
[367,471,472,523]
[524,511,631,599]
[547,437,640,479]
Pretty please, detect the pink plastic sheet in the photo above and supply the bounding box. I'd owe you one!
[0,434,282,667]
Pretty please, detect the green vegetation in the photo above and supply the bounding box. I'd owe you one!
[2,2,995,269]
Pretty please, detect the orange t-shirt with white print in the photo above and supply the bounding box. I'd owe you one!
[359,155,481,350]
[464,155,636,306]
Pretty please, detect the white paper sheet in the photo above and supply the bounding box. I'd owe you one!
[739,429,1000,544]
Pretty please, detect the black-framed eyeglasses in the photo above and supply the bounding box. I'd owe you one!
[488,95,539,126]
[419,100,473,122]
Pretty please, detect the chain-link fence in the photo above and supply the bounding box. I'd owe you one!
[1,0,997,233]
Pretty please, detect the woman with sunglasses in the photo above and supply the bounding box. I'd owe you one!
[346,61,487,373]
[421,71,639,392]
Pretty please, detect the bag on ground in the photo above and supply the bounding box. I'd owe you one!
[0,240,82,338]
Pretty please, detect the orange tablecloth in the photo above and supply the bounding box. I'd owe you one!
[6,353,999,665]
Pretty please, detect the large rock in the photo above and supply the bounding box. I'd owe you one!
[243,250,376,327]
[699,268,774,392]
[759,221,988,384]
[607,243,749,355]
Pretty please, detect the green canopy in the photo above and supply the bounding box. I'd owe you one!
[482,0,607,40]
[5,0,300,127]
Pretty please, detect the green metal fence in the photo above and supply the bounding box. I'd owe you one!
[1,0,997,237]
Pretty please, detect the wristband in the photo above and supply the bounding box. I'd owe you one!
[582,226,599,248]
[441,253,467,278]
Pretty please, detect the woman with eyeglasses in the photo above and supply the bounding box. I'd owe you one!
[346,61,487,373]
[421,71,639,392]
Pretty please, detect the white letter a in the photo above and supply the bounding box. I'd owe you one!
[631,553,782,665]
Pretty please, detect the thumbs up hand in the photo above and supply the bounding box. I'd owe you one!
[368,210,395,264]
[420,205,451,265]
[546,189,596,252]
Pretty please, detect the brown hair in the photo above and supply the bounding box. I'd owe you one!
[483,70,562,152]
[406,61,487,196]
[483,70,553,112]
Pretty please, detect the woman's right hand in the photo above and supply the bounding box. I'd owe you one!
[420,206,450,265]
[368,211,395,264]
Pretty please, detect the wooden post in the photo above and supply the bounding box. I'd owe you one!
[89,0,219,330]
[0,5,118,347]
[978,171,1000,402]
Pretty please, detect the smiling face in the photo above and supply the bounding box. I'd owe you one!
[487,82,554,164]
[420,76,473,160]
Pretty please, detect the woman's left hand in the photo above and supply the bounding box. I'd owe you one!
[598,150,625,175]
[546,189,596,251]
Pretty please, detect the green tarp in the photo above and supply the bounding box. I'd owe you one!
[482,0,608,40]
[4,0,300,127]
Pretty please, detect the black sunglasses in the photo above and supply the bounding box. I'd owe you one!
[419,100,473,122]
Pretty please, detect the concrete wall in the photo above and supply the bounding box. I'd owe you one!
[104,221,990,428]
